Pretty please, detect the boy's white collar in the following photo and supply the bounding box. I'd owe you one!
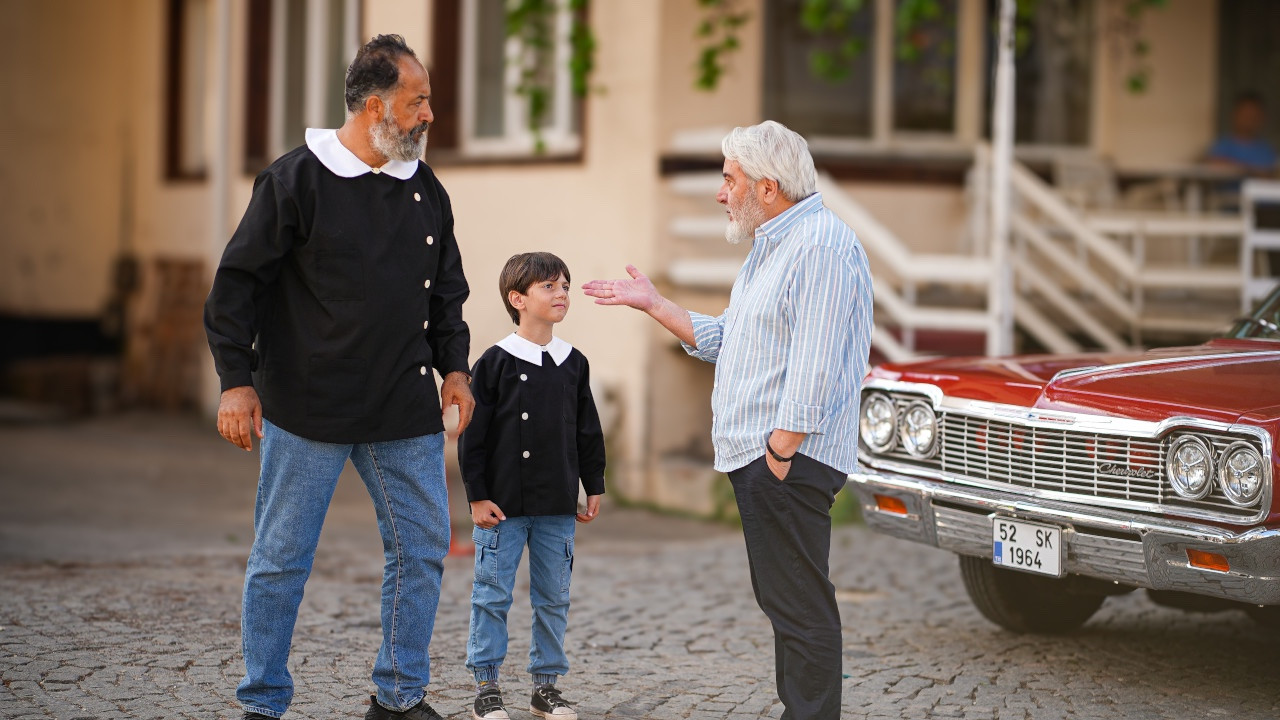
[496,333,573,366]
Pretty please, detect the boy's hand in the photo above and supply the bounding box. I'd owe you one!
[576,494,602,523]
[471,500,506,528]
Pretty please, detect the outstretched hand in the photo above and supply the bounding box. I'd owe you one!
[581,264,659,312]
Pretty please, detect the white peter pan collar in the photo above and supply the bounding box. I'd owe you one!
[305,128,418,180]
[496,333,573,366]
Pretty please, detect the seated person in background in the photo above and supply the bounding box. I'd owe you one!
[1206,92,1278,177]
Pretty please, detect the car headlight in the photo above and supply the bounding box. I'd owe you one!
[899,401,939,458]
[1165,435,1214,499]
[859,393,897,452]
[1217,442,1266,507]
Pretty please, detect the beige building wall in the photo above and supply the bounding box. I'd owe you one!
[0,0,142,316]
[657,0,764,150]
[434,1,663,499]
[1097,0,1220,167]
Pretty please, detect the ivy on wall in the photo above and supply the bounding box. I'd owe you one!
[498,0,1168,152]
[692,0,1167,93]
[505,0,595,152]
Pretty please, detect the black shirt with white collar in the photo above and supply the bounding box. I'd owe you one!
[460,333,607,517]
[204,129,470,444]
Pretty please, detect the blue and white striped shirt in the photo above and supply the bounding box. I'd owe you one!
[683,192,873,475]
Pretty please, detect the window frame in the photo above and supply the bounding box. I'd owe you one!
[763,0,1097,158]
[165,0,213,181]
[242,0,361,175]
[456,0,583,159]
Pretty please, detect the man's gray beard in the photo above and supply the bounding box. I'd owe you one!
[725,194,766,244]
[370,113,428,162]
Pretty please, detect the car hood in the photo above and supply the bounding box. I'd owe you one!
[872,339,1280,425]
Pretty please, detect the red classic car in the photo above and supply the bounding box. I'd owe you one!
[847,291,1280,633]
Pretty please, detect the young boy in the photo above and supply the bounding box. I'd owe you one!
[460,252,606,720]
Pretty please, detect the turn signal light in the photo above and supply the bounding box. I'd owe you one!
[1186,549,1230,573]
[874,495,909,516]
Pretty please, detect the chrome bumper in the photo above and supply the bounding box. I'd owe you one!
[847,465,1280,606]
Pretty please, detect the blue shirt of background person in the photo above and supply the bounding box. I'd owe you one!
[1207,92,1278,176]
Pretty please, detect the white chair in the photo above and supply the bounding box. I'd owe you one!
[1240,179,1280,312]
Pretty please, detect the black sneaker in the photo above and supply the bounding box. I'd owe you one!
[243,713,274,720]
[472,684,510,720]
[530,684,577,720]
[363,694,445,720]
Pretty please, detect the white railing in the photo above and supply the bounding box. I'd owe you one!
[665,172,1002,363]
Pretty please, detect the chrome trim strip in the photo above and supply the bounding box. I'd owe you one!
[848,467,1280,544]
[1048,350,1280,385]
[860,378,1275,525]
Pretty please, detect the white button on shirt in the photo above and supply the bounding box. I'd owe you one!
[522,451,530,458]
[423,320,429,329]
[520,374,527,381]
[424,280,431,289]
[419,366,426,375]
[521,412,529,420]
[426,236,434,245]
[413,192,421,202]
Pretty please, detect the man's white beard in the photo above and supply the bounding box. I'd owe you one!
[370,111,429,163]
[725,192,767,245]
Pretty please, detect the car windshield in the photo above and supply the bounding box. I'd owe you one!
[1226,286,1280,341]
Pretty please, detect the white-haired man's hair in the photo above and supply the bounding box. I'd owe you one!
[720,120,817,202]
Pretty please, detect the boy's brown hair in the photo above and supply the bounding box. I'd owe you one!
[499,252,571,324]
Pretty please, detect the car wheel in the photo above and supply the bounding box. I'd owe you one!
[1244,604,1280,630]
[958,555,1105,633]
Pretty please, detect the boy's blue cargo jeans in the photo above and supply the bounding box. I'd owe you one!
[466,514,576,684]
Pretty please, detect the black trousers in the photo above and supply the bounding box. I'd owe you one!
[729,453,845,720]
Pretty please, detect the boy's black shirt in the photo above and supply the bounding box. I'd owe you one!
[460,337,606,516]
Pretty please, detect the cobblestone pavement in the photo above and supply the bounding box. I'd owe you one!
[1,415,1278,720]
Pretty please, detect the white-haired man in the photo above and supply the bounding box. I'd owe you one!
[583,120,872,720]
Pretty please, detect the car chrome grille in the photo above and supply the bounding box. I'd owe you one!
[870,398,1262,522]
[939,415,1165,503]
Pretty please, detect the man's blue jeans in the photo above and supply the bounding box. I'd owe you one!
[466,515,576,685]
[238,420,450,718]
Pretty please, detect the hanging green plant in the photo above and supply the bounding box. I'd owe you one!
[693,0,751,91]
[694,0,1166,95]
[506,0,596,153]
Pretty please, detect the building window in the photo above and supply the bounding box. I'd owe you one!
[763,0,875,139]
[457,0,582,157]
[243,0,360,173]
[893,0,957,135]
[983,0,1093,146]
[763,0,1093,152]
[166,0,213,180]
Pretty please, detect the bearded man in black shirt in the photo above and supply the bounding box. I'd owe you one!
[204,35,472,720]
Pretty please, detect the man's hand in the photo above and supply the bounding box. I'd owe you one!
[576,494,602,523]
[217,386,263,452]
[471,500,506,529]
[765,428,806,482]
[581,264,659,312]
[441,371,475,434]
[583,265,698,347]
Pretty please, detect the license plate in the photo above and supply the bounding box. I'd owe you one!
[992,517,1063,577]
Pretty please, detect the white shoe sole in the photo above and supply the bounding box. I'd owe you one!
[472,710,510,720]
[529,706,578,720]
